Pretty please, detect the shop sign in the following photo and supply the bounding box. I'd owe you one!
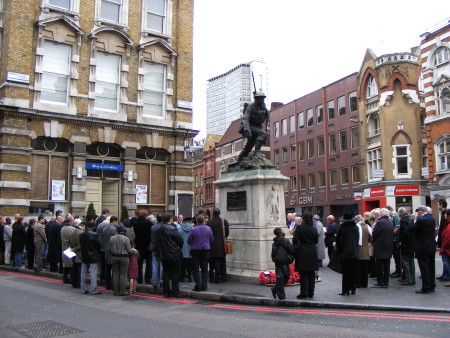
[372,169,385,178]
[354,192,362,201]
[364,187,385,198]
[331,194,354,200]
[298,195,325,205]
[86,163,124,171]
[387,185,420,196]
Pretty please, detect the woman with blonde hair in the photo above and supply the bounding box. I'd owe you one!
[324,215,337,261]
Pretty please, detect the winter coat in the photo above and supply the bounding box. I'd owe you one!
[315,221,326,260]
[26,225,35,254]
[79,229,100,264]
[69,227,83,264]
[271,235,294,265]
[178,222,193,258]
[102,224,117,264]
[47,221,62,264]
[188,224,214,251]
[96,220,109,251]
[409,213,436,257]
[11,222,26,254]
[156,223,183,262]
[207,216,229,258]
[132,216,152,257]
[293,222,318,272]
[33,223,47,245]
[398,216,415,255]
[358,222,371,260]
[372,216,394,259]
[149,222,163,253]
[336,220,359,260]
[61,224,75,267]
[440,220,450,256]
[324,221,337,248]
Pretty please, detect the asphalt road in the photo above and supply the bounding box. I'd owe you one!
[1,271,449,338]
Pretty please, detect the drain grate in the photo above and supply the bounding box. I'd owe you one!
[7,320,84,337]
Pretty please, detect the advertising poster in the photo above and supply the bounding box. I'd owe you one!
[51,180,65,201]
[136,185,148,204]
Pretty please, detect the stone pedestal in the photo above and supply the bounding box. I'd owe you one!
[214,168,288,282]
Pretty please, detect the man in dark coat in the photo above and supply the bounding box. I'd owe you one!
[398,208,416,285]
[436,199,448,280]
[46,216,63,272]
[410,206,436,294]
[155,212,183,298]
[132,210,152,284]
[293,212,318,299]
[11,217,26,270]
[207,207,229,283]
[372,208,394,287]
[79,221,102,295]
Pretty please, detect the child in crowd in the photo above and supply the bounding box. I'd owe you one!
[128,242,138,294]
[271,227,294,300]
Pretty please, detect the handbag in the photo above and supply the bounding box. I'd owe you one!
[222,218,232,254]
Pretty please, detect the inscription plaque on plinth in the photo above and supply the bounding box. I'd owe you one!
[227,191,247,211]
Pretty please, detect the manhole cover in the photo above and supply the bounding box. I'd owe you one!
[7,320,84,337]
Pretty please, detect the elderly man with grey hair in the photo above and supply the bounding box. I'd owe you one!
[61,215,75,283]
[372,208,394,287]
[410,205,436,294]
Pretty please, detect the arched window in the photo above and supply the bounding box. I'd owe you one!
[434,47,449,66]
[437,137,450,172]
[366,75,378,99]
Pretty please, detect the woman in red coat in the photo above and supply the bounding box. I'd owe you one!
[439,209,450,281]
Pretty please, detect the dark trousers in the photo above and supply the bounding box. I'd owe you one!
[137,252,151,284]
[273,264,289,299]
[299,270,315,297]
[376,258,390,286]
[99,251,105,280]
[105,263,112,289]
[27,248,35,270]
[210,257,227,282]
[327,246,334,262]
[191,250,210,291]
[355,259,369,288]
[71,262,81,288]
[49,262,58,272]
[402,253,415,284]
[369,256,377,277]
[341,259,357,292]
[181,258,193,282]
[417,252,436,292]
[62,267,71,283]
[162,260,181,297]
[112,256,129,296]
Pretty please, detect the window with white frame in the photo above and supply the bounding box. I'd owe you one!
[437,138,450,171]
[274,149,280,165]
[95,53,120,111]
[145,0,167,34]
[273,122,279,138]
[367,148,382,179]
[307,108,314,127]
[339,130,347,152]
[298,112,304,130]
[327,100,335,120]
[143,62,166,118]
[422,146,428,169]
[368,114,380,137]
[395,145,409,175]
[349,91,357,112]
[338,95,346,116]
[340,167,349,187]
[350,126,359,149]
[281,119,287,136]
[298,141,305,160]
[41,41,71,104]
[101,0,123,23]
[200,174,203,186]
[49,0,71,10]
[289,115,295,133]
[282,147,288,163]
[434,47,449,66]
[439,88,450,115]
[366,75,378,99]
[316,104,323,124]
[318,171,325,190]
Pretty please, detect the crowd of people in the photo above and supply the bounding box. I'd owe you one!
[271,200,450,300]
[0,207,230,298]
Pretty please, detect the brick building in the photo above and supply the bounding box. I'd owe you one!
[419,22,450,209]
[270,73,362,219]
[0,0,196,218]
[357,49,428,213]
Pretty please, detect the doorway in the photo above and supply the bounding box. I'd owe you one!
[85,179,120,218]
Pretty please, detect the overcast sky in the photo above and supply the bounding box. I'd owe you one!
[192,0,449,139]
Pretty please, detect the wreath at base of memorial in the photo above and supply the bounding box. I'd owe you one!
[258,263,300,285]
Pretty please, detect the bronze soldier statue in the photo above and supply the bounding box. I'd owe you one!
[238,91,269,162]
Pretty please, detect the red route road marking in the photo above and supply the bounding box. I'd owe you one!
[0,270,196,304]
[210,304,450,322]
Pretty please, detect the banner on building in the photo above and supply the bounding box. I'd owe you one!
[136,185,148,204]
[387,185,420,196]
[51,180,65,201]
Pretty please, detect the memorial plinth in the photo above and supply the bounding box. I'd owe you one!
[214,156,288,283]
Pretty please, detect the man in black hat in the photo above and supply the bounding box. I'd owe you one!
[238,91,269,162]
